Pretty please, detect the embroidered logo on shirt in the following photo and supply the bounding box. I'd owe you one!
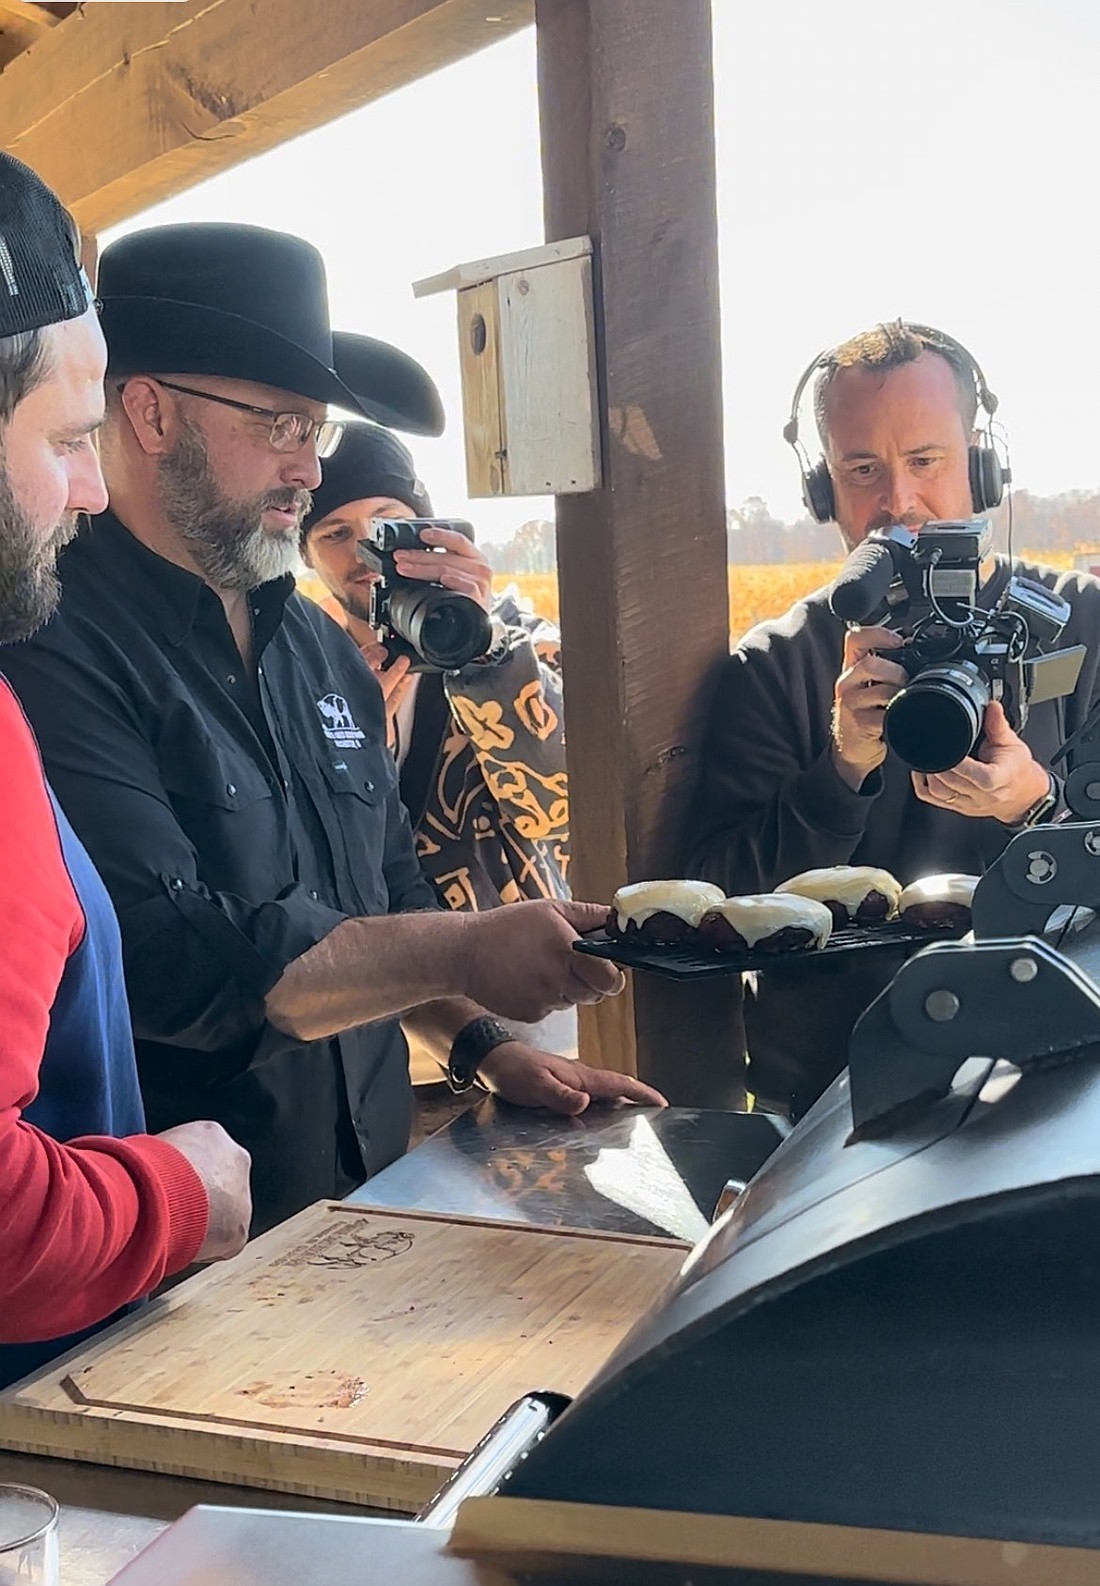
[316,693,365,750]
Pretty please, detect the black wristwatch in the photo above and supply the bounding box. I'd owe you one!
[1011,771,1061,831]
[446,1015,516,1094]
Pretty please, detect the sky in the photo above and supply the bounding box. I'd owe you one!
[103,0,1100,543]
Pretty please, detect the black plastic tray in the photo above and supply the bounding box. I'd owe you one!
[573,920,964,980]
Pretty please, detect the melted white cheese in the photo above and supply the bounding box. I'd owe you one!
[613,879,725,930]
[701,893,833,947]
[777,865,902,916]
[899,873,979,912]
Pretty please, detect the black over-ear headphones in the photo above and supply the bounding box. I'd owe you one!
[782,321,1010,524]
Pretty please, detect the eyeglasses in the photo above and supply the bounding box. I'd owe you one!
[151,380,345,458]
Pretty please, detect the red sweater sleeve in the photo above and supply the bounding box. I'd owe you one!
[0,679,208,1344]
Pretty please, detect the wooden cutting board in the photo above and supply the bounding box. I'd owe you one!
[0,1201,686,1512]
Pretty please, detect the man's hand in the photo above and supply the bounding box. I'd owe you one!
[831,625,908,791]
[358,641,414,751]
[911,700,1051,824]
[157,1120,252,1262]
[357,528,493,748]
[460,899,625,1024]
[393,525,493,613]
[477,1043,667,1114]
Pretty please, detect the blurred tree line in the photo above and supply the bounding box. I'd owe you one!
[484,518,556,573]
[724,488,1100,563]
[482,489,1100,571]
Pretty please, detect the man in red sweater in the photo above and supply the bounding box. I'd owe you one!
[0,154,252,1386]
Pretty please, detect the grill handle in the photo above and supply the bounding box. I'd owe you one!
[416,1391,571,1529]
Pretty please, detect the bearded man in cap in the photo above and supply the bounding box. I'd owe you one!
[5,222,659,1235]
[0,158,251,1386]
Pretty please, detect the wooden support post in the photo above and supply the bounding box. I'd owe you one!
[535,0,744,1105]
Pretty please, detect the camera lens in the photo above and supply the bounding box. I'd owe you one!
[883,661,990,773]
[385,584,492,670]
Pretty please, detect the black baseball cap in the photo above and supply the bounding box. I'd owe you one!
[0,153,92,337]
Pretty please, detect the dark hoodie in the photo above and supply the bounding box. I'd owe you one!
[691,557,1100,1115]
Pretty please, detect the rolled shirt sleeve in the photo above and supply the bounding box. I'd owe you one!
[6,635,352,1052]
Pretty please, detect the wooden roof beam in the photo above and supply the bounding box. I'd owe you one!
[0,0,533,233]
[0,0,64,31]
[0,0,70,70]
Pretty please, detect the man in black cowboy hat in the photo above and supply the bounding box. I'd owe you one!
[0,158,251,1385]
[5,222,660,1235]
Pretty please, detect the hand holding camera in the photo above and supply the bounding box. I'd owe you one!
[831,625,907,791]
[911,700,1052,823]
[828,520,1086,808]
[356,517,494,673]
[357,639,414,751]
[390,523,494,613]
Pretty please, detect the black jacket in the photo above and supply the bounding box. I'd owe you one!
[4,513,438,1232]
[691,557,1100,1115]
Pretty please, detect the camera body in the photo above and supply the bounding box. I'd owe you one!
[356,517,493,673]
[882,520,1085,774]
[904,520,989,615]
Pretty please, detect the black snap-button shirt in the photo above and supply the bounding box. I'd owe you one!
[4,513,439,1232]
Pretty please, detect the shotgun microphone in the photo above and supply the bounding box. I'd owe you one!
[828,526,917,624]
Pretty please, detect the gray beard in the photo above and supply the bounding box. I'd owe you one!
[0,462,77,645]
[158,418,310,592]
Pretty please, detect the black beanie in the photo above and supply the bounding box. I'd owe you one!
[0,153,91,337]
[301,422,433,543]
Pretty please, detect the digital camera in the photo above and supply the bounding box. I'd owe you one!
[356,518,493,673]
[881,521,1086,774]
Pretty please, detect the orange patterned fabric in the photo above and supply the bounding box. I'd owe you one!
[407,592,569,912]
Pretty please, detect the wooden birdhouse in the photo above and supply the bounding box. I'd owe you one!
[413,236,602,499]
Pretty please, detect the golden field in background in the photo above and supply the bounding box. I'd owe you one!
[494,549,1082,641]
[300,551,1083,646]
[492,566,840,640]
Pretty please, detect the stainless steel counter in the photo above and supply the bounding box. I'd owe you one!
[351,1099,784,1242]
[0,1104,780,1582]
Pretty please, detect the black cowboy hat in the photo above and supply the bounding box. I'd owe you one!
[97,223,445,437]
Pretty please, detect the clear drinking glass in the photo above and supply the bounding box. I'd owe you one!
[0,1484,59,1586]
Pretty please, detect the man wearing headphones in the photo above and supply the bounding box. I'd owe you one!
[691,320,1100,1118]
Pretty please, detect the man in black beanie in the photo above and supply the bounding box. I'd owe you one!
[301,422,573,1065]
[300,423,569,916]
[0,155,251,1384]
